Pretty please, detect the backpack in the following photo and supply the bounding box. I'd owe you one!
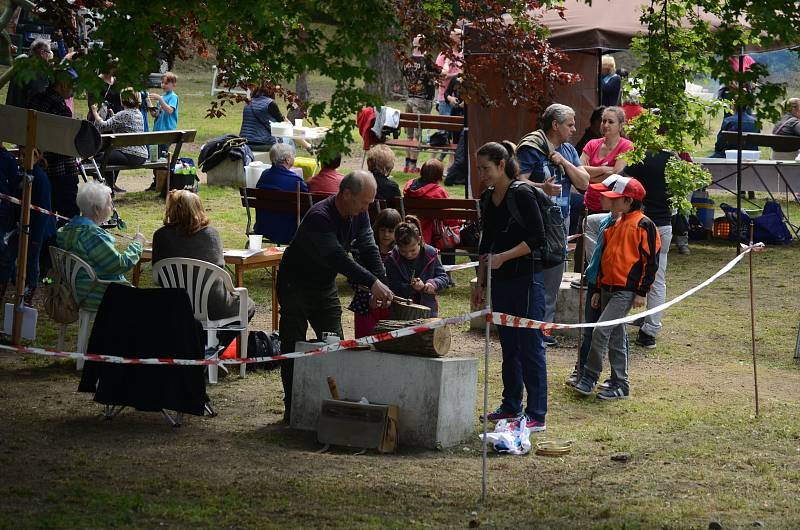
[247,330,281,371]
[43,268,80,324]
[498,180,566,268]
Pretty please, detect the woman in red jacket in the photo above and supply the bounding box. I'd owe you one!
[402,159,459,267]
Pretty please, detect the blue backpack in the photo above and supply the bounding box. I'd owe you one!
[720,201,793,245]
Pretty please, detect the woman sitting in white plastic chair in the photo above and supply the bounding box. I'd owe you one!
[152,190,255,346]
[56,181,145,312]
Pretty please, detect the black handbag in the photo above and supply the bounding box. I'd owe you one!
[428,131,450,147]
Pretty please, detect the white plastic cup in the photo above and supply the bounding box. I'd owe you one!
[248,234,263,250]
[294,118,303,128]
[148,144,158,162]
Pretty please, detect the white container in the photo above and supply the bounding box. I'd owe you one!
[245,162,268,188]
[248,234,263,250]
[294,119,303,128]
[725,149,760,161]
[271,122,293,137]
[291,167,304,179]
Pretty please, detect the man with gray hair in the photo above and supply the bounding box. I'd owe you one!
[516,102,589,347]
[254,143,307,244]
[5,38,53,108]
[277,169,393,422]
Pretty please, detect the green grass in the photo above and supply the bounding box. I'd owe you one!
[2,64,800,530]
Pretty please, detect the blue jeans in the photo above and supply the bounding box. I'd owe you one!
[491,271,547,422]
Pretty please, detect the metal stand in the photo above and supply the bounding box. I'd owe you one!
[102,405,126,420]
[161,409,184,427]
[747,222,759,417]
[480,254,492,504]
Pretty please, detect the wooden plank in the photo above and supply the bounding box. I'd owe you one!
[0,104,100,158]
[102,130,197,148]
[385,139,458,151]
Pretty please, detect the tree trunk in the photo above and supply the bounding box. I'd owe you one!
[295,71,310,103]
[365,41,403,100]
[374,319,451,357]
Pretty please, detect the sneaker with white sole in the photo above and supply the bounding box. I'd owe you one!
[521,414,546,432]
[597,378,614,391]
[565,369,581,387]
[597,384,629,401]
[573,376,595,396]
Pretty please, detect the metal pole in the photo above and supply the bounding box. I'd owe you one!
[12,109,37,343]
[747,222,760,417]
[735,52,744,255]
[480,253,492,504]
[576,213,587,362]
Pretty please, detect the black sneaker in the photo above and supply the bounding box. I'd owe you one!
[635,330,656,349]
[573,376,595,396]
[480,407,520,423]
[565,369,581,387]
[597,384,629,401]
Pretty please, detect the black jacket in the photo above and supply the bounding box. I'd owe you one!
[78,283,210,416]
[198,134,255,172]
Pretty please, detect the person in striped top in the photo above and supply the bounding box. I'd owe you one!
[55,182,145,312]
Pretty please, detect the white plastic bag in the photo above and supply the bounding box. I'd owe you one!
[478,419,531,455]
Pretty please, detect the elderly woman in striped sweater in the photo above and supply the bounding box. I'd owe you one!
[56,181,145,312]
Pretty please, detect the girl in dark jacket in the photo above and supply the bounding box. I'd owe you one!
[385,216,449,316]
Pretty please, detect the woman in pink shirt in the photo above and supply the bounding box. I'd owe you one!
[580,106,633,213]
[306,153,344,195]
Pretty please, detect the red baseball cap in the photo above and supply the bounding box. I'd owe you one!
[588,174,624,193]
[600,176,646,201]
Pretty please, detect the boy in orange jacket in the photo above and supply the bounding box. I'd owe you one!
[573,176,660,400]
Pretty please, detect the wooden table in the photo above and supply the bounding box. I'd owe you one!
[132,247,284,330]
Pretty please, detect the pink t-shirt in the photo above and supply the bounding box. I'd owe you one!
[435,52,462,102]
[582,137,634,212]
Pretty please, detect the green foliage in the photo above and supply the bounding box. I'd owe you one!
[628,0,800,214]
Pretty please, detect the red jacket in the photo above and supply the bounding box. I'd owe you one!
[356,107,379,150]
[403,178,453,244]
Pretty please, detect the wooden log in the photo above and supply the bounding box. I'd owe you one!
[389,300,431,320]
[374,318,451,357]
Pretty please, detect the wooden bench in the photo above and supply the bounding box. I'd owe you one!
[82,130,197,190]
[388,196,479,254]
[385,113,464,154]
[239,187,336,242]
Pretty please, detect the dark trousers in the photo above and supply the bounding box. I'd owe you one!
[491,271,547,422]
[103,150,146,188]
[277,273,343,414]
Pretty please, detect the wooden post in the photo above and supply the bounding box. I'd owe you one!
[12,109,37,344]
[747,222,759,417]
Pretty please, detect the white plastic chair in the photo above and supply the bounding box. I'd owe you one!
[152,258,249,383]
[49,247,120,370]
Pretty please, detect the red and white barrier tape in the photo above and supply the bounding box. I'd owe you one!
[0,192,146,244]
[0,243,763,365]
[488,242,764,330]
[0,308,489,366]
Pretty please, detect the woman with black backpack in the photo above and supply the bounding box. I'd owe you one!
[471,141,548,433]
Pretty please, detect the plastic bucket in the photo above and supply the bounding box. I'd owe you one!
[245,162,268,188]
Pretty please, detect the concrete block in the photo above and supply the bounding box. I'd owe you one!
[291,346,478,449]
[469,272,584,337]
[205,158,245,187]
